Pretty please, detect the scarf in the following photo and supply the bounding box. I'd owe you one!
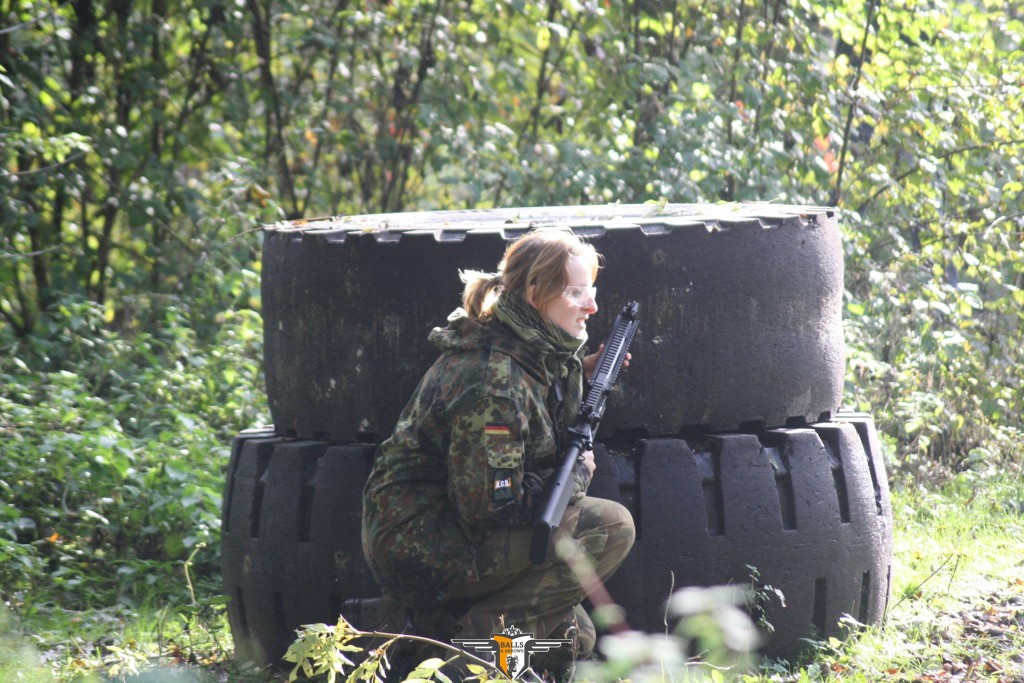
[491,291,586,438]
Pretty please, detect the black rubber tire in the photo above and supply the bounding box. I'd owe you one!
[221,428,379,666]
[262,204,845,441]
[222,413,892,664]
[600,411,893,659]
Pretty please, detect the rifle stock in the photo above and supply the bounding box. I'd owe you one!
[529,301,640,565]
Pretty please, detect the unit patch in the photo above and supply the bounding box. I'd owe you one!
[492,468,515,501]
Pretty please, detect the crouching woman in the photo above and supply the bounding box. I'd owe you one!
[361,229,635,678]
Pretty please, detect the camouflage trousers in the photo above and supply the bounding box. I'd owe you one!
[448,496,635,668]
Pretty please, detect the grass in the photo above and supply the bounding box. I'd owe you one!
[2,469,1022,682]
[752,467,1024,682]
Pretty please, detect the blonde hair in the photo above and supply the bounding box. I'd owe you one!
[461,229,602,320]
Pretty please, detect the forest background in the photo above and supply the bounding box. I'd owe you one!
[1,0,1022,680]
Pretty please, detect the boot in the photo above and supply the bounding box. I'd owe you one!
[341,596,413,635]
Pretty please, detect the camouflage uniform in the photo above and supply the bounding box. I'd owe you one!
[362,305,635,666]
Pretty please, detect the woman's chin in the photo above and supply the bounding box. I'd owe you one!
[554,320,587,339]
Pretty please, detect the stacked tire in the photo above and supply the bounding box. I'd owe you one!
[223,204,893,665]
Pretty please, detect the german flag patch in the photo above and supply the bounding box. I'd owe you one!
[484,423,511,437]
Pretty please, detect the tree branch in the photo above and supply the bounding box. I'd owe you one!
[0,5,57,35]
[246,0,300,217]
[854,138,1024,215]
[831,0,877,207]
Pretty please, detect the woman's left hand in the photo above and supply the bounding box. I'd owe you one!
[578,449,596,479]
[583,344,631,381]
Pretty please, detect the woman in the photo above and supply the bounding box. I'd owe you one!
[361,229,635,677]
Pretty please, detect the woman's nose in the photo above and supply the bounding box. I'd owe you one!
[582,295,598,314]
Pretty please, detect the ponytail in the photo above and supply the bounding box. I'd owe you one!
[460,269,503,320]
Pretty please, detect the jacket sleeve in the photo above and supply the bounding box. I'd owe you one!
[447,393,542,532]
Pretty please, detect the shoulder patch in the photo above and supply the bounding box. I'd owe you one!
[485,350,515,399]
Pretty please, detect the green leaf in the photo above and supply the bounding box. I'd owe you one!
[21,121,42,139]
[536,25,550,50]
[692,82,713,100]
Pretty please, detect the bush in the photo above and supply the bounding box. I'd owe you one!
[0,294,269,610]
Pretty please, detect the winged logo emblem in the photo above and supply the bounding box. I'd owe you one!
[452,625,572,680]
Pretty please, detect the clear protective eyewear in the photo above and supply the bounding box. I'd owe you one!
[562,285,597,305]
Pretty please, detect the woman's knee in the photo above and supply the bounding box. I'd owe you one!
[569,497,635,563]
[579,497,634,537]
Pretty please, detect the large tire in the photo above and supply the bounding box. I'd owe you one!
[600,412,893,659]
[222,414,893,664]
[262,204,845,441]
[221,429,379,665]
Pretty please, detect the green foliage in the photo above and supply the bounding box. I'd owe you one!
[0,0,1022,679]
[282,592,757,683]
[577,586,758,682]
[283,620,364,683]
[3,0,1021,471]
[832,0,1024,473]
[0,294,268,610]
[0,0,274,337]
[283,616,493,683]
[0,608,73,683]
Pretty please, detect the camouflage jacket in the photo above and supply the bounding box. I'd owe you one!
[361,309,591,606]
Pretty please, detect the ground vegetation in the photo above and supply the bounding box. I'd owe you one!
[1,0,1021,680]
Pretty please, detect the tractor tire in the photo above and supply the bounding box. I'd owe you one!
[261,204,845,441]
[222,413,892,664]
[221,428,379,666]
[600,411,893,659]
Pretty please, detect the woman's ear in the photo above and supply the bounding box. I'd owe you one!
[526,284,538,308]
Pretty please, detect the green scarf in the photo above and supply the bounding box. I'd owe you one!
[491,292,586,437]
